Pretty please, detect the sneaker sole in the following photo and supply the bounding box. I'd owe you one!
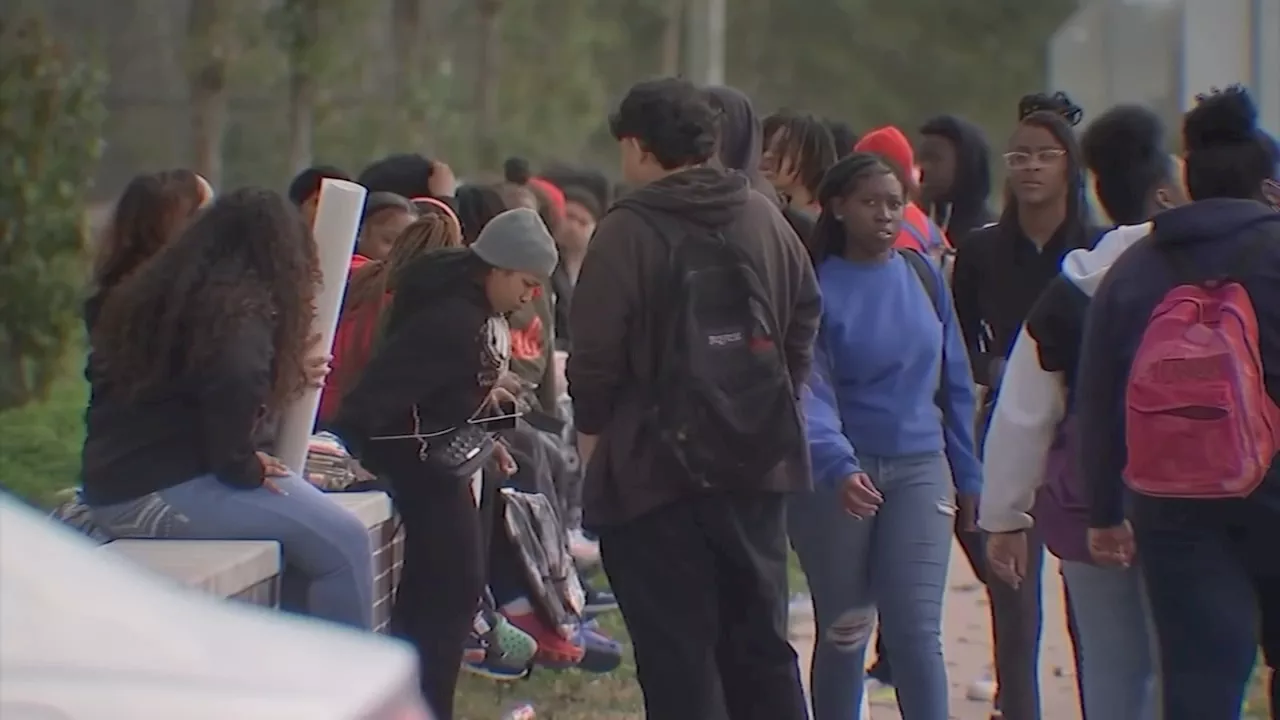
[461,663,530,682]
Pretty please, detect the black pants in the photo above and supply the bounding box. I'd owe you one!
[599,491,808,720]
[389,469,485,720]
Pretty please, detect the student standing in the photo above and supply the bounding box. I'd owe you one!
[1076,86,1280,720]
[951,92,1098,720]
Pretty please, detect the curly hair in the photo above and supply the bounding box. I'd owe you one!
[1183,85,1279,201]
[609,77,719,169]
[93,169,205,292]
[93,188,319,411]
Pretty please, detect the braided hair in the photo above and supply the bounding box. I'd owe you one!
[807,152,896,265]
[763,110,838,201]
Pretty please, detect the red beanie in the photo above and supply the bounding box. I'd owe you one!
[529,177,566,219]
[855,126,916,181]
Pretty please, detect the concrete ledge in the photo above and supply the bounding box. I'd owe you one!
[327,491,393,530]
[102,539,280,600]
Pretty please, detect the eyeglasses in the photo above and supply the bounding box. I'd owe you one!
[1003,148,1067,169]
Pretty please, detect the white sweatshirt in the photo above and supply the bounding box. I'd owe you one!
[978,223,1153,533]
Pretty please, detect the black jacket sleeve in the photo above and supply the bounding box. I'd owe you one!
[198,315,273,489]
[1025,276,1087,381]
[332,300,483,458]
[1076,265,1129,528]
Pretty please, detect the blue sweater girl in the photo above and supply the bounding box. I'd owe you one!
[789,153,980,720]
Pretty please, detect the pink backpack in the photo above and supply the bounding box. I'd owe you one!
[1125,276,1280,498]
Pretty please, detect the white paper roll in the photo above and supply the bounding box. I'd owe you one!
[275,178,368,474]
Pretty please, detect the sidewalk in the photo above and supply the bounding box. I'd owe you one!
[788,541,1083,720]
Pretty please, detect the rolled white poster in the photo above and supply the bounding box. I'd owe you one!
[275,178,368,474]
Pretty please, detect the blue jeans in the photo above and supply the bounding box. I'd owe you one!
[1060,560,1157,720]
[91,473,374,629]
[789,452,954,720]
[1133,496,1280,720]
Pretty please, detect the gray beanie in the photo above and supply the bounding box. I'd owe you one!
[470,207,559,278]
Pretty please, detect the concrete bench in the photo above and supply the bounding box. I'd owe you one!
[96,491,402,630]
[327,491,402,633]
[101,539,282,607]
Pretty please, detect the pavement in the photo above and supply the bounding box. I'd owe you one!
[788,541,1083,720]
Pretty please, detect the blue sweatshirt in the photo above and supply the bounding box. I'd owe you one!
[1077,199,1280,528]
[804,250,982,495]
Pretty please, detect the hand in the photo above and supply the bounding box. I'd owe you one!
[484,385,519,412]
[495,371,527,396]
[256,451,291,478]
[493,441,519,476]
[428,160,457,198]
[988,357,1007,388]
[1088,522,1136,568]
[303,333,331,389]
[956,493,978,533]
[838,472,883,519]
[986,530,1029,588]
[350,458,376,483]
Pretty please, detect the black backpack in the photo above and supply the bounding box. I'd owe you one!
[647,222,803,487]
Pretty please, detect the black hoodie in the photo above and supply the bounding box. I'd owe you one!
[919,115,995,246]
[332,248,509,478]
[706,85,778,201]
[567,167,821,527]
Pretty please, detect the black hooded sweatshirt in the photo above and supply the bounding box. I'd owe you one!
[332,248,509,479]
[920,115,995,247]
[567,167,821,528]
[706,85,779,201]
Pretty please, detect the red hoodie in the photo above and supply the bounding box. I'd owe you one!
[319,254,388,423]
[855,127,952,254]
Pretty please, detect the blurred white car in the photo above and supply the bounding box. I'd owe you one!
[0,493,431,720]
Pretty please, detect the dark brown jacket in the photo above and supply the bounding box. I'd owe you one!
[567,167,821,528]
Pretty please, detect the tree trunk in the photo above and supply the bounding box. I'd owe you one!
[474,0,502,170]
[390,0,422,99]
[186,0,232,188]
[661,0,684,76]
[285,0,319,174]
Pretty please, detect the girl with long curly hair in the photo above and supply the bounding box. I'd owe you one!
[83,188,374,629]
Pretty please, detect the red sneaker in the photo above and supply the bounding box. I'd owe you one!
[502,611,584,668]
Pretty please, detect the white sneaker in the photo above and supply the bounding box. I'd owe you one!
[965,672,997,702]
[567,528,601,566]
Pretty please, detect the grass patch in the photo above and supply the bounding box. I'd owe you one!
[0,365,88,507]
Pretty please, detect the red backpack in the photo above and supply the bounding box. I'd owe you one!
[1124,243,1280,498]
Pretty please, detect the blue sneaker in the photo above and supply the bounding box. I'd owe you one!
[572,621,623,673]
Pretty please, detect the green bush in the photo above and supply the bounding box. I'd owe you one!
[0,14,105,411]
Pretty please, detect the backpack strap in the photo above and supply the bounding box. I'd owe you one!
[900,248,950,411]
[900,247,943,321]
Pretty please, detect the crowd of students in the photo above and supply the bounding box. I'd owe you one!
[57,74,1280,720]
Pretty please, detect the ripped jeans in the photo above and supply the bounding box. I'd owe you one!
[789,452,954,720]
